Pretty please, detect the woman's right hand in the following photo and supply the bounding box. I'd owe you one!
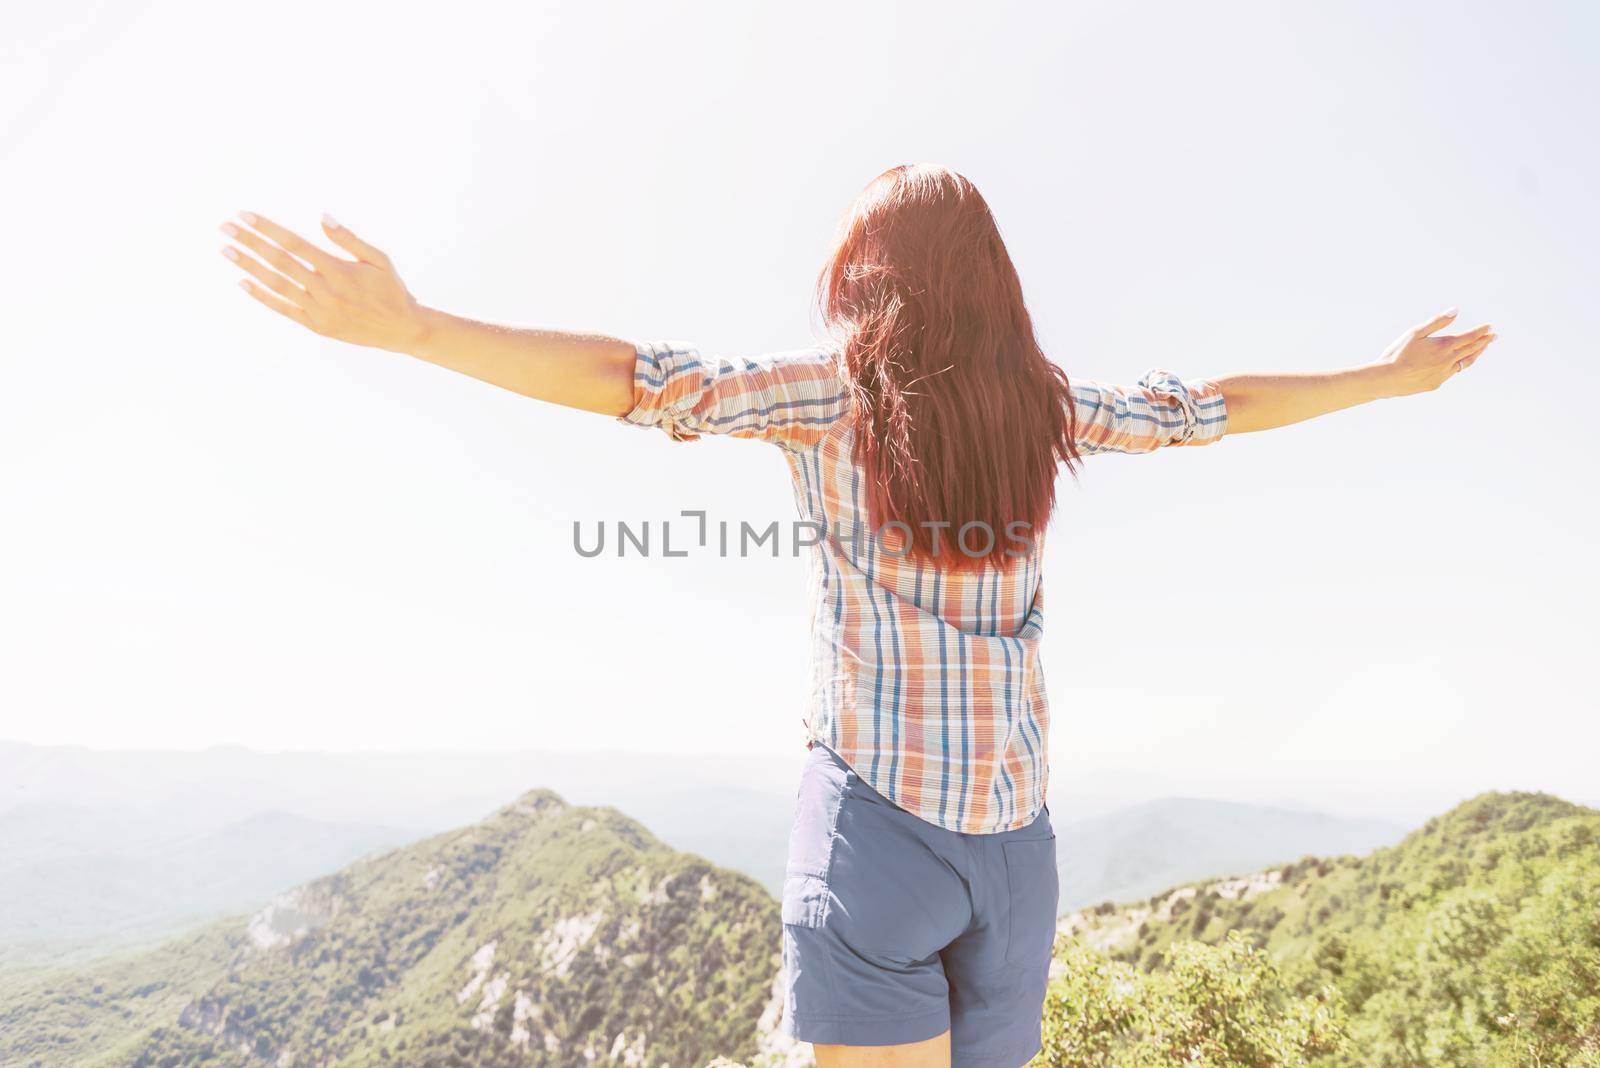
[1372,309,1496,398]
[220,212,433,354]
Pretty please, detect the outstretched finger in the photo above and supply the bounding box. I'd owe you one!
[1414,308,1459,337]
[239,212,339,271]
[1454,334,1495,371]
[222,246,311,306]
[1445,324,1493,350]
[237,278,314,329]
[221,221,318,288]
[320,213,391,267]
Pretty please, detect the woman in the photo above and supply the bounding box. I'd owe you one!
[219,164,1493,1068]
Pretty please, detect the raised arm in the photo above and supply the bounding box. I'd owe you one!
[220,211,849,450]
[1068,309,1495,455]
[219,212,636,416]
[1214,309,1495,434]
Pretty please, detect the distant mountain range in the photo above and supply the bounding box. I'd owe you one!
[0,803,414,969]
[0,741,815,833]
[1054,796,1403,912]
[0,743,1407,971]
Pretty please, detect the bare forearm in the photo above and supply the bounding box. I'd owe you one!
[1212,310,1497,435]
[1214,364,1396,434]
[407,308,637,416]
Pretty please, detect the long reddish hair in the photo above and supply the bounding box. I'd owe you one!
[817,164,1081,570]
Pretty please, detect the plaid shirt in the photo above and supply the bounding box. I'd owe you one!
[619,341,1228,834]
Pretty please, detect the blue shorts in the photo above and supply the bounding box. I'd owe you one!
[779,743,1059,1067]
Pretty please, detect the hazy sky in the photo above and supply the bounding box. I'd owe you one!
[2,1,1596,809]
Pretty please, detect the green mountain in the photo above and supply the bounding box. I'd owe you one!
[1043,791,1600,1066]
[0,790,785,1068]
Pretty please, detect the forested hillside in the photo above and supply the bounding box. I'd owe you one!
[0,791,783,1068]
[1041,791,1600,1066]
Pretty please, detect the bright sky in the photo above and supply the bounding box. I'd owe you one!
[2,1,1596,809]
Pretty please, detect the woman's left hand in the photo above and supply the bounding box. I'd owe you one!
[220,212,431,354]
[1372,309,1497,398]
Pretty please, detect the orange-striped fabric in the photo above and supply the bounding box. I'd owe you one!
[619,341,1228,833]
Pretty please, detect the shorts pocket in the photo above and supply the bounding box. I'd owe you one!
[1002,837,1059,966]
[785,749,853,879]
[782,751,854,931]
[781,873,830,928]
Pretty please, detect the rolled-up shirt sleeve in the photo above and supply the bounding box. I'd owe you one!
[617,341,849,450]
[1069,370,1229,455]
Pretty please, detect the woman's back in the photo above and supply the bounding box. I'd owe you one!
[791,399,1049,834]
[620,339,1226,833]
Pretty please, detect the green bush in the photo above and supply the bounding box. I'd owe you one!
[1040,932,1345,1067]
